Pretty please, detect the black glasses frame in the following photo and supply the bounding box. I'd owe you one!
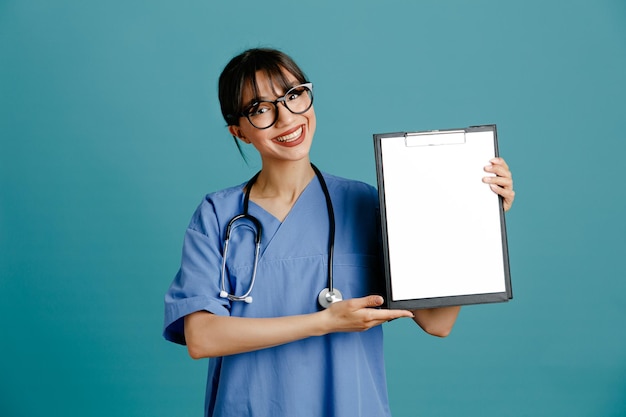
[239,82,314,130]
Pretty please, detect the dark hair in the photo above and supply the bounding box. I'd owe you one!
[218,48,309,127]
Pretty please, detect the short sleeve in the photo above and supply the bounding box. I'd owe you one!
[163,199,231,345]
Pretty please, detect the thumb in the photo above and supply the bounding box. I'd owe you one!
[362,295,385,308]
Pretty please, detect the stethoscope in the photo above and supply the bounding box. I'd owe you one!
[219,164,342,309]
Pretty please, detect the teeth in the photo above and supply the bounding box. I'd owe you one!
[276,127,302,142]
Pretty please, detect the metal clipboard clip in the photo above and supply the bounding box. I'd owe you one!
[404,130,466,147]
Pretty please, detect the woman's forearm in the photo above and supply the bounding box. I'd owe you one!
[184,295,414,358]
[411,305,461,338]
[184,310,327,358]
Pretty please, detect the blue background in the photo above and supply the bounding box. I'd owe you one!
[1,1,625,416]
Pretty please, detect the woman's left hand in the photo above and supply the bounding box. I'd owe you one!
[483,157,515,212]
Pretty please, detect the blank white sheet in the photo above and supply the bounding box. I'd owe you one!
[379,130,506,301]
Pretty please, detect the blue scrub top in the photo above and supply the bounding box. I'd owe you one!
[164,172,391,417]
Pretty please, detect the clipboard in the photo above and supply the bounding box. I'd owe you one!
[373,125,512,309]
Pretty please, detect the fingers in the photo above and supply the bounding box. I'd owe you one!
[483,174,512,187]
[326,296,414,333]
[483,157,512,180]
[379,308,415,320]
[487,156,510,171]
[483,157,515,212]
[348,295,414,320]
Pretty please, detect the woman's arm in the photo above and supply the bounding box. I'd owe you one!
[411,306,461,337]
[184,295,413,358]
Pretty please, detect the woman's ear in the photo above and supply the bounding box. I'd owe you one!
[228,125,249,143]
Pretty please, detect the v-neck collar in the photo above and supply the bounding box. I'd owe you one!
[246,175,316,224]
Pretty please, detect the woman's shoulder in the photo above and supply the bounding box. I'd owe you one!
[187,182,246,233]
[320,172,379,217]
[322,172,378,199]
[204,182,246,203]
[194,183,244,212]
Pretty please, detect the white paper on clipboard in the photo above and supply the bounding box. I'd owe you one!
[374,125,512,309]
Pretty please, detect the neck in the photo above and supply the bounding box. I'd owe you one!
[245,159,316,222]
[252,159,315,199]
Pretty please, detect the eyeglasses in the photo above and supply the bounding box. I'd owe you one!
[240,83,313,129]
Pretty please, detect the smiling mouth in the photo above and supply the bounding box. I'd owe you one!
[275,126,303,143]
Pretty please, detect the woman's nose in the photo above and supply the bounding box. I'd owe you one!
[274,101,295,126]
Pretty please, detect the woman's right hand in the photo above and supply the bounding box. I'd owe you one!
[322,295,414,333]
[185,295,412,359]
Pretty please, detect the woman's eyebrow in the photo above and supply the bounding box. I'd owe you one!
[244,92,284,106]
[243,98,261,108]
[243,82,301,107]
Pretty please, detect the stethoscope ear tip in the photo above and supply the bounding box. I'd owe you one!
[219,290,253,304]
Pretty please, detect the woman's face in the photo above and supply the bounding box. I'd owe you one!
[228,70,316,166]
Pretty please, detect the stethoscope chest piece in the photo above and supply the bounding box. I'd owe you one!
[318,287,343,309]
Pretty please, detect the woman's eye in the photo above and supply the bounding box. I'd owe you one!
[287,91,302,101]
[249,103,272,116]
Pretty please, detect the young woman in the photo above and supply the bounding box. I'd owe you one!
[164,48,515,417]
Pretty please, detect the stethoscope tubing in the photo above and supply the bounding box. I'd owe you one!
[220,163,339,308]
[311,164,336,295]
[220,213,262,303]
